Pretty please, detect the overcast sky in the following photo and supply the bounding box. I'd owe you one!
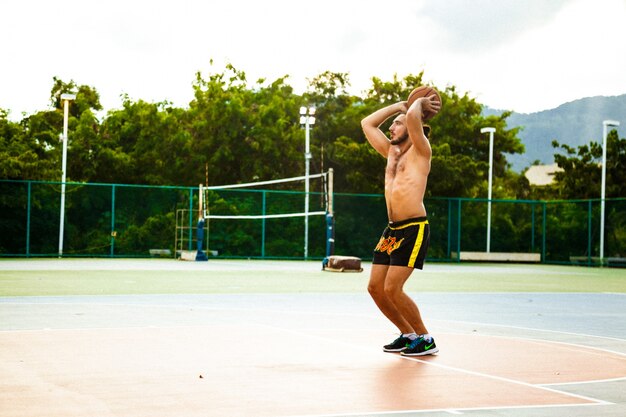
[2,0,625,120]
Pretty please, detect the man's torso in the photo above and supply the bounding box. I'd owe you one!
[384,146,429,221]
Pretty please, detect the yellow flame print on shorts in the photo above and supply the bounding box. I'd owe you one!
[375,236,405,255]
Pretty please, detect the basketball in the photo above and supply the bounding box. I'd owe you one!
[407,86,441,120]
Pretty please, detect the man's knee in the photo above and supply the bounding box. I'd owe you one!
[383,280,403,299]
[368,281,384,299]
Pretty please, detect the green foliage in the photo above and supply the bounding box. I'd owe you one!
[7,66,624,259]
[2,67,529,202]
[185,64,305,188]
[550,130,626,199]
[3,115,58,180]
[115,213,176,255]
[99,98,190,185]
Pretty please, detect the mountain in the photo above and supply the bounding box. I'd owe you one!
[483,94,626,172]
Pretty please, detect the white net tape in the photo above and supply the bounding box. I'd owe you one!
[205,172,326,190]
[201,172,330,221]
[206,211,326,220]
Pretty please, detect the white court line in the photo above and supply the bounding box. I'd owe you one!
[280,402,609,417]
[254,322,613,412]
[501,334,626,358]
[540,375,626,387]
[428,324,626,358]
[431,318,626,343]
[398,355,612,406]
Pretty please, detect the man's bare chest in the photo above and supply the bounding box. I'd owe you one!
[386,151,414,180]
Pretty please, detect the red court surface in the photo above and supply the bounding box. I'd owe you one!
[2,322,625,417]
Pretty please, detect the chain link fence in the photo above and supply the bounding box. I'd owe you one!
[1,180,624,266]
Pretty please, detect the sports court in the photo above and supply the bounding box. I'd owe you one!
[1,259,625,417]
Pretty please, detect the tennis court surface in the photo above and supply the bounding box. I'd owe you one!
[1,259,625,417]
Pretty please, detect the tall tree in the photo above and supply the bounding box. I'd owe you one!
[303,71,378,193]
[188,63,303,187]
[99,97,189,185]
[551,129,626,199]
[0,108,56,179]
[2,108,62,180]
[319,72,525,198]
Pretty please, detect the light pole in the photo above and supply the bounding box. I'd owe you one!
[600,120,620,264]
[481,127,496,253]
[299,106,315,259]
[58,93,76,257]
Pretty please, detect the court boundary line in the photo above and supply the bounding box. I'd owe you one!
[398,355,612,406]
[429,325,626,358]
[539,375,626,386]
[432,318,626,343]
[254,321,614,414]
[280,401,610,417]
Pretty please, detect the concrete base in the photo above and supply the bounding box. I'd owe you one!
[454,251,541,263]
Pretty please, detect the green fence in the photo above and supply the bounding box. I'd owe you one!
[1,180,625,266]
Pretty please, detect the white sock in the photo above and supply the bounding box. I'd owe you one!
[403,333,418,340]
[421,333,433,342]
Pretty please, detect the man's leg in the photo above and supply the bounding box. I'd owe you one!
[368,264,413,334]
[383,265,428,335]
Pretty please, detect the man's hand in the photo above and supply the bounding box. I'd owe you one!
[422,94,441,115]
[410,95,441,120]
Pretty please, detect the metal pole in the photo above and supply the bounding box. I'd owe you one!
[457,199,462,263]
[188,189,194,250]
[300,106,315,259]
[600,120,620,265]
[542,202,546,262]
[26,181,31,257]
[327,168,334,215]
[304,117,310,259]
[481,127,496,253]
[58,94,75,256]
[325,168,335,258]
[110,184,116,257]
[262,190,266,259]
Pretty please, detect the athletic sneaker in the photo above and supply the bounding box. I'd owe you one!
[401,336,439,356]
[383,335,412,352]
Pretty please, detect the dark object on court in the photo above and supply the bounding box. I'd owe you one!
[322,255,363,272]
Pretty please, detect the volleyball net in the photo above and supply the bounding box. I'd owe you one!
[180,170,334,260]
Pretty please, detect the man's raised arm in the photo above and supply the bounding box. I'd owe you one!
[361,102,406,157]
[406,96,439,157]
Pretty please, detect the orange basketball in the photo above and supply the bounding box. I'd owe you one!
[406,86,441,120]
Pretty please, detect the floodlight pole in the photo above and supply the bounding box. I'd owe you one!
[481,127,496,253]
[600,120,620,265]
[300,106,315,259]
[58,93,76,257]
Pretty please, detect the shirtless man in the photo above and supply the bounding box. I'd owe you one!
[361,94,441,356]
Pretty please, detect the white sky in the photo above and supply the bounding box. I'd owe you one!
[2,0,626,120]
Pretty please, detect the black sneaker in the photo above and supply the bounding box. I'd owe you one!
[401,336,439,356]
[383,335,412,352]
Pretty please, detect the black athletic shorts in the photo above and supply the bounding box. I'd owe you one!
[372,217,430,270]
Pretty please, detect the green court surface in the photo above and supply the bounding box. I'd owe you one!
[0,259,624,296]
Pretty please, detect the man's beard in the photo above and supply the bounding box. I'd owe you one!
[389,132,409,145]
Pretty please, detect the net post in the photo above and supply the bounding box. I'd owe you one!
[324,168,335,262]
[328,168,334,215]
[195,183,208,261]
[198,184,204,221]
